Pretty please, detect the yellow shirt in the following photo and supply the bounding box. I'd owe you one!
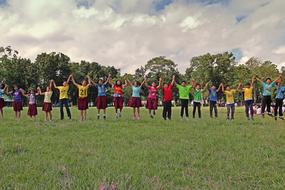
[44,91,53,103]
[78,85,88,98]
[243,87,253,101]
[224,90,236,104]
[56,86,69,100]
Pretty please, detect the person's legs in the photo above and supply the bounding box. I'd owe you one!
[231,104,235,120]
[279,99,283,117]
[137,107,140,119]
[214,102,218,118]
[162,102,167,120]
[64,99,71,119]
[0,109,3,118]
[266,96,272,114]
[168,102,172,120]
[261,96,266,116]
[193,102,197,118]
[274,99,278,117]
[49,112,52,121]
[180,99,185,118]
[197,103,201,118]
[226,105,230,119]
[133,107,136,120]
[209,101,213,118]
[80,110,83,121]
[185,100,189,118]
[249,102,254,119]
[245,101,250,118]
[60,100,64,120]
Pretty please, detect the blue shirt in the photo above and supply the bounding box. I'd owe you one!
[208,89,218,102]
[0,89,4,99]
[275,86,285,99]
[96,84,107,97]
[132,86,141,97]
[262,82,275,96]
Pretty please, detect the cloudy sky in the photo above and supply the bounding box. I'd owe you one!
[0,0,285,73]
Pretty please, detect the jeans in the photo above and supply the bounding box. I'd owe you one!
[274,98,283,117]
[244,100,254,118]
[163,101,172,120]
[180,99,189,118]
[209,101,218,118]
[193,102,201,118]
[261,95,272,114]
[226,104,235,119]
[60,98,71,120]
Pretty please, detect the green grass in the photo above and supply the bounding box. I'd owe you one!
[0,106,285,189]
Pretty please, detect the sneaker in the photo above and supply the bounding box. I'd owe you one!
[103,115,106,120]
[150,114,154,119]
[268,112,273,117]
[97,115,100,120]
[119,112,122,117]
[115,113,119,119]
[279,116,284,120]
[275,117,277,121]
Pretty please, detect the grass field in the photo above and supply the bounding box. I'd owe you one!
[0,106,285,189]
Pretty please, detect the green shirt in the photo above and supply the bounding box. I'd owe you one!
[177,84,192,99]
[193,89,203,102]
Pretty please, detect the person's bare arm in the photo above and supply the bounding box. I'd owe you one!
[66,75,72,84]
[140,78,146,88]
[157,78,162,89]
[104,74,111,85]
[4,84,9,94]
[52,80,57,88]
[273,75,282,83]
[86,76,92,88]
[144,78,149,88]
[71,75,79,87]
[255,77,263,84]
[204,81,210,91]
[37,87,44,95]
[171,75,175,86]
[221,83,225,92]
[251,76,255,88]
[217,83,222,92]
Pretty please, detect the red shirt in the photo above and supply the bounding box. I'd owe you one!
[162,84,173,102]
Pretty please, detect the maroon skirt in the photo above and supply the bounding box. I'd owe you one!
[0,98,5,109]
[42,102,52,112]
[128,97,142,108]
[28,104,38,117]
[146,97,157,110]
[78,97,88,110]
[96,96,107,109]
[13,101,23,112]
[113,97,123,109]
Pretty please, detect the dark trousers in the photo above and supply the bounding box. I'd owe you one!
[163,101,172,120]
[261,95,272,114]
[193,102,201,118]
[245,100,254,118]
[209,101,217,118]
[60,99,71,120]
[226,104,235,119]
[180,99,189,118]
[274,98,284,117]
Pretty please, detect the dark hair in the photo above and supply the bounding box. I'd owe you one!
[135,81,141,86]
[245,82,250,86]
[266,78,271,81]
[195,83,201,87]
[116,80,122,86]
[182,81,186,83]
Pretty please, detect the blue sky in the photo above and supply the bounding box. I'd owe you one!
[0,0,284,73]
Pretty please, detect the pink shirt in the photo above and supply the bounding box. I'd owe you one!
[148,86,158,99]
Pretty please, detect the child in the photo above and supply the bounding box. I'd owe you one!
[274,82,285,120]
[37,81,53,121]
[256,76,281,117]
[0,83,8,118]
[221,83,241,120]
[162,75,175,120]
[52,76,72,120]
[176,80,194,119]
[10,85,24,120]
[71,75,91,121]
[192,83,205,119]
[205,82,222,118]
[145,78,162,118]
[241,77,255,120]
[23,89,38,120]
[127,79,145,120]
[110,79,128,119]
[92,75,111,120]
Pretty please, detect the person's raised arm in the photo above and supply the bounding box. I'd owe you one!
[71,75,79,87]
[273,75,282,83]
[4,84,9,94]
[204,81,210,91]
[105,74,111,85]
[237,81,242,91]
[126,79,132,87]
[144,78,149,88]
[37,87,44,95]
[191,79,196,88]
[86,76,92,88]
[255,77,263,84]
[52,80,57,88]
[122,79,128,88]
[66,75,72,84]
[251,76,255,88]
[140,78,146,88]
[221,83,225,92]
[157,77,162,89]
[171,75,175,86]
[217,83,222,92]
[20,88,28,97]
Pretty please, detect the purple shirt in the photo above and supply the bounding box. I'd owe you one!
[13,90,22,102]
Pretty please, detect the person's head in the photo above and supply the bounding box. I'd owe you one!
[226,86,231,91]
[151,82,156,87]
[63,81,67,87]
[30,89,35,94]
[195,83,201,90]
[181,81,186,87]
[265,78,272,84]
[116,80,122,86]
[13,84,18,90]
[98,78,104,85]
[245,82,251,88]
[82,79,87,86]
[163,83,168,88]
[134,81,140,87]
[211,85,216,90]
[0,84,4,89]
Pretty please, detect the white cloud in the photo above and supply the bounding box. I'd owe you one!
[0,0,285,74]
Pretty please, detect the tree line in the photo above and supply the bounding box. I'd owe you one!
[1,46,284,105]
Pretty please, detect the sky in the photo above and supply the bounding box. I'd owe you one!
[0,0,285,73]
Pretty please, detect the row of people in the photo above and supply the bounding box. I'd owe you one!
[0,74,284,121]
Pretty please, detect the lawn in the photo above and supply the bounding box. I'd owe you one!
[0,106,285,190]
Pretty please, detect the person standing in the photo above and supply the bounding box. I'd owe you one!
[176,80,193,119]
[274,81,285,120]
[205,82,222,118]
[161,75,175,120]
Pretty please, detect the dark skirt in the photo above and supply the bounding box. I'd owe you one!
[28,104,38,117]
[0,98,5,109]
[78,97,88,110]
[96,96,107,109]
[13,101,23,112]
[42,102,52,112]
[128,97,142,108]
[113,97,123,109]
[146,97,157,110]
